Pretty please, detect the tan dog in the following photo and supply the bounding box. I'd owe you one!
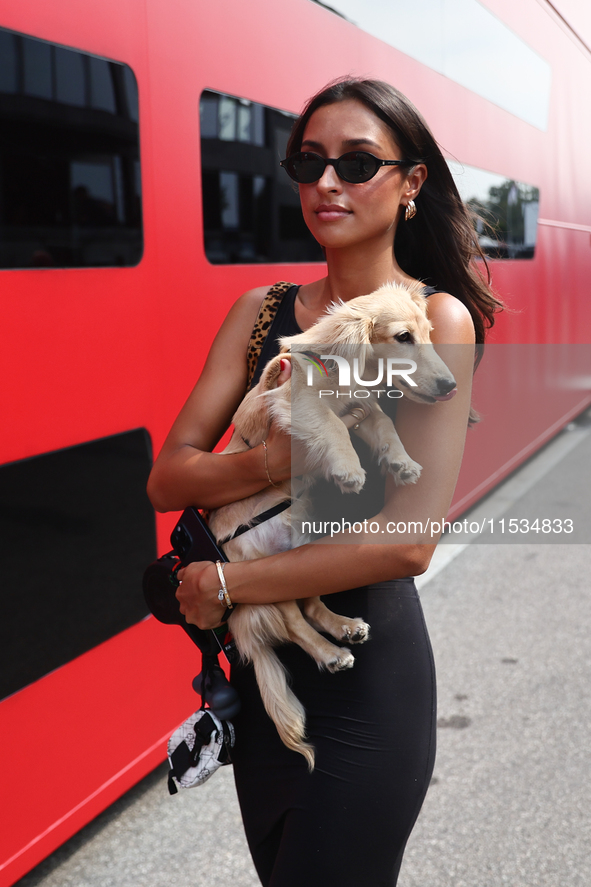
[208,282,456,767]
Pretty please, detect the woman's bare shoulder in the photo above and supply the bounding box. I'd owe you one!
[223,284,274,330]
[202,281,293,389]
[239,284,275,309]
[426,291,475,344]
[208,284,276,356]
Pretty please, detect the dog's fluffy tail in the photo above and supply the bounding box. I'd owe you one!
[230,605,315,770]
[252,646,315,770]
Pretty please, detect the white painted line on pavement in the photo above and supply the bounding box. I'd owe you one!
[416,419,591,590]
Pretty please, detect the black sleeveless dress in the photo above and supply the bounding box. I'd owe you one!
[231,286,438,887]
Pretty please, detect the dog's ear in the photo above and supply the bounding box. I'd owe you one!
[232,356,292,444]
[406,281,429,313]
[259,355,285,391]
[286,308,375,351]
[324,315,374,378]
[339,314,375,345]
[378,280,428,313]
[232,386,269,444]
[232,356,280,441]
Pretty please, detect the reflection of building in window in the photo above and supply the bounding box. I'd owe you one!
[0,27,142,269]
[448,161,539,259]
[200,90,323,264]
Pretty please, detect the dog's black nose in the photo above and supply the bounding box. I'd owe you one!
[437,377,457,395]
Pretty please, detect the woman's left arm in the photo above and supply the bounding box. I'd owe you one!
[177,292,475,628]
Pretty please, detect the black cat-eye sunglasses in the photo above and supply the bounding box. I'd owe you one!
[280,151,413,184]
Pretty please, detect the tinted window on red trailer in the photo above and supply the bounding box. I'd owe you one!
[448,161,540,259]
[0,430,154,701]
[0,27,142,269]
[200,90,323,264]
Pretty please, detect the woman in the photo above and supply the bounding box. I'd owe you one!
[148,78,500,886]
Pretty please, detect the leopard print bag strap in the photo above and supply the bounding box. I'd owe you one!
[246,281,295,389]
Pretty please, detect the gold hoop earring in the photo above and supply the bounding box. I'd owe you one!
[404,199,417,221]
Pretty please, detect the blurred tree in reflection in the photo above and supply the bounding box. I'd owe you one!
[467,181,539,258]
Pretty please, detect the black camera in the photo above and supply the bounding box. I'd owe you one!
[143,507,240,719]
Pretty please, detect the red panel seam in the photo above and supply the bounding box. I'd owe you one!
[538,218,591,234]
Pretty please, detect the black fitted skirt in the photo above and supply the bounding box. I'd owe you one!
[230,578,437,887]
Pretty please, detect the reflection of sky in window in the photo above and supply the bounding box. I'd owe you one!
[219,97,237,141]
[447,160,508,203]
[447,159,539,250]
[447,159,538,203]
[238,102,251,142]
[200,93,267,146]
[321,0,551,130]
[252,104,265,146]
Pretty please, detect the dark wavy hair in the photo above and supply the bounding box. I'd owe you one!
[286,78,503,344]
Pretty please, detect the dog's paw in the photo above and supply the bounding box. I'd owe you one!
[325,649,355,672]
[341,620,370,644]
[330,464,366,494]
[383,456,422,485]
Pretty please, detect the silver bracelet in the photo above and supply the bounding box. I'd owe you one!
[215,561,233,610]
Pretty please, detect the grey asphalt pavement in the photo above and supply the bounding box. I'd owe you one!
[16,413,591,887]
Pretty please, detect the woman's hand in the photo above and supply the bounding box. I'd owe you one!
[176,561,228,629]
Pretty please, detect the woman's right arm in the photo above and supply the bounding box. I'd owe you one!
[147,285,288,512]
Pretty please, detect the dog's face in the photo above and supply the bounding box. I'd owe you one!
[280,282,456,402]
[282,282,432,352]
[353,284,434,347]
[229,283,457,450]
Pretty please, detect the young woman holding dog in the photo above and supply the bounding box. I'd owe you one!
[148,79,500,886]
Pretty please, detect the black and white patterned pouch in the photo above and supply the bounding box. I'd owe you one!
[167,709,235,794]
